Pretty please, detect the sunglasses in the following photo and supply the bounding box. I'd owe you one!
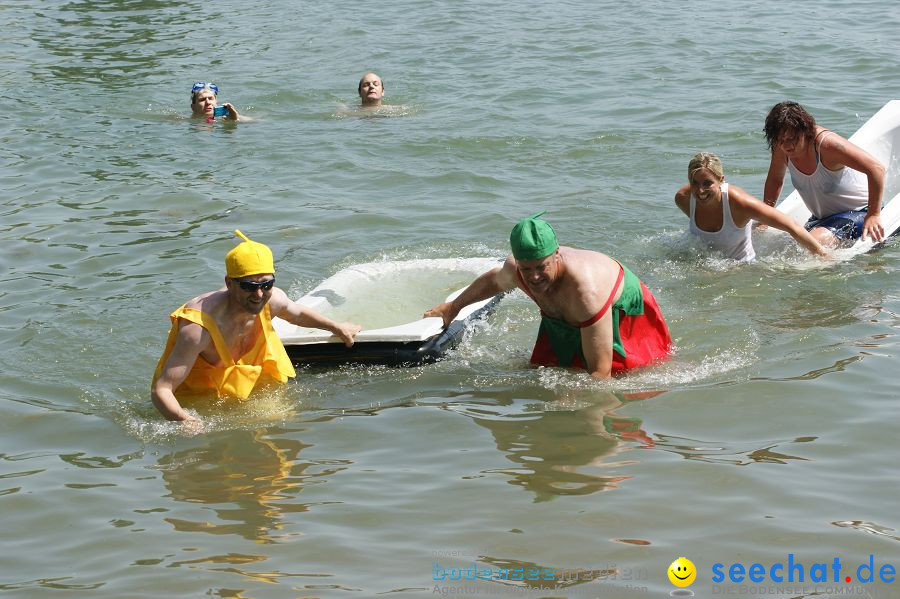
[191,82,219,95]
[234,278,275,292]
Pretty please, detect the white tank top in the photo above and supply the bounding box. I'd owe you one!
[787,131,868,218]
[689,183,756,262]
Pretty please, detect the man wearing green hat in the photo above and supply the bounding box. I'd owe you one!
[425,213,671,378]
[151,230,361,427]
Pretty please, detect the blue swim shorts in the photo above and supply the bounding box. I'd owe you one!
[805,208,868,240]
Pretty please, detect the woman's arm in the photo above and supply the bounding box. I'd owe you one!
[763,149,788,207]
[729,185,830,257]
[819,134,886,241]
[674,183,691,217]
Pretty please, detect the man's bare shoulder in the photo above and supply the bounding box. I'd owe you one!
[560,246,615,276]
[175,318,208,346]
[561,246,621,301]
[178,290,224,350]
[560,245,610,258]
[184,289,226,312]
[265,287,293,317]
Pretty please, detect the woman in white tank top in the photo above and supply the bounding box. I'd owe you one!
[763,101,885,246]
[675,153,830,261]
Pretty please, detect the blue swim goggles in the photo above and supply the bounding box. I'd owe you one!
[191,82,218,95]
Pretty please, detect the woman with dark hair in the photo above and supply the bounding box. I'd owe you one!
[763,101,885,245]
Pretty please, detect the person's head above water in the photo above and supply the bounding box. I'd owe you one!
[190,81,219,117]
[509,211,560,261]
[225,229,275,278]
[358,72,385,107]
[764,101,817,151]
[224,230,276,316]
[687,152,724,183]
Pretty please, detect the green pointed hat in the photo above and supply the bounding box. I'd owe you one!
[509,211,559,260]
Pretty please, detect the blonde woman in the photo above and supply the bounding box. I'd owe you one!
[675,152,829,261]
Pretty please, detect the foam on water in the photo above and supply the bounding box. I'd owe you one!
[122,385,302,443]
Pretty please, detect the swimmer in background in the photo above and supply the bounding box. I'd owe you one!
[763,101,885,245]
[674,152,830,261]
[337,72,409,117]
[190,82,248,122]
[358,72,385,108]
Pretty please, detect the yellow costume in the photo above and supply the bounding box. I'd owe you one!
[152,230,297,402]
[152,302,296,401]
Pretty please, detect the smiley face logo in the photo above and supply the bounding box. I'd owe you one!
[667,557,696,587]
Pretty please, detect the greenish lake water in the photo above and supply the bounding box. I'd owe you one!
[2,1,899,597]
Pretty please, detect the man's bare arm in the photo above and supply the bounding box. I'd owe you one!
[424,257,518,327]
[151,321,206,421]
[268,287,361,347]
[580,309,615,379]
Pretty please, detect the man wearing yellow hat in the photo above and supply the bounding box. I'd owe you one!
[425,213,672,379]
[151,230,361,424]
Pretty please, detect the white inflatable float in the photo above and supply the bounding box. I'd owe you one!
[775,99,900,253]
[273,257,504,366]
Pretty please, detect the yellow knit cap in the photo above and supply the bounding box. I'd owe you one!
[225,230,275,278]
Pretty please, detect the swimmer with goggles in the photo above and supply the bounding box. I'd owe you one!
[190,82,243,122]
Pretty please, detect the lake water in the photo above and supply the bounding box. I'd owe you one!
[2,1,900,597]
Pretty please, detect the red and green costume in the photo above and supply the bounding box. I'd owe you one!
[518,263,672,374]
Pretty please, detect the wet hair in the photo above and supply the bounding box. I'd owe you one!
[764,101,817,150]
[358,73,384,95]
[687,152,725,182]
[190,89,216,104]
